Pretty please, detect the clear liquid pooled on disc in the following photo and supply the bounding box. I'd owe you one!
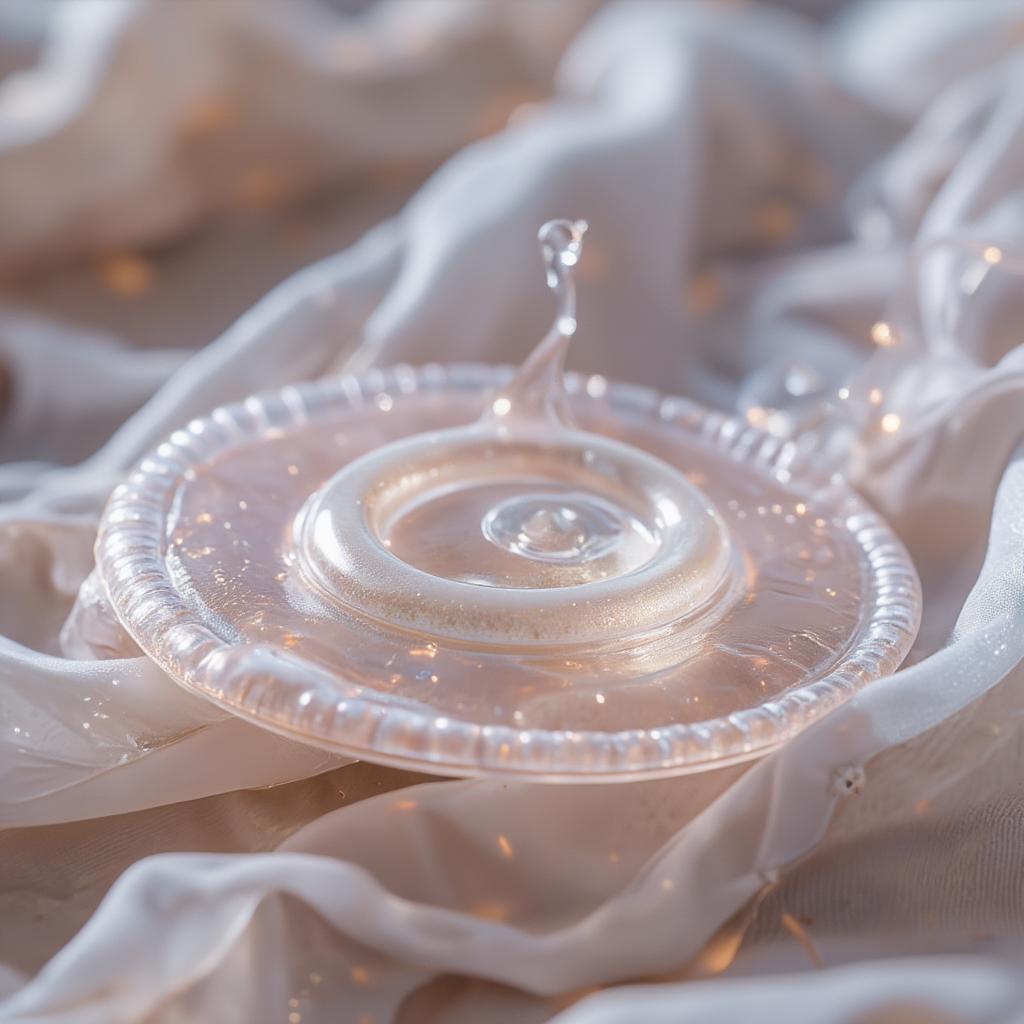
[481,491,645,567]
[391,482,659,588]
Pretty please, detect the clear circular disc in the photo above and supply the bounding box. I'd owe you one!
[94,364,921,781]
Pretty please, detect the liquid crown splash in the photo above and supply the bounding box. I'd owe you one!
[293,217,735,645]
[481,219,645,569]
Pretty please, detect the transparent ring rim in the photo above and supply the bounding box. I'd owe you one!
[95,364,922,782]
[294,425,733,647]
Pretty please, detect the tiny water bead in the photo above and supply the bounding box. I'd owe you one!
[481,492,642,567]
[87,219,921,781]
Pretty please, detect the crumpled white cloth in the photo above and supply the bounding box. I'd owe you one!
[3,0,1024,1020]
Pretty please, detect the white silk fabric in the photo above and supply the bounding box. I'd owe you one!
[3,0,1024,1020]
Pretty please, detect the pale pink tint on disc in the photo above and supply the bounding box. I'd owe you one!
[94,221,920,781]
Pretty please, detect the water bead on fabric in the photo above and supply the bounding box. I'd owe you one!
[92,220,921,780]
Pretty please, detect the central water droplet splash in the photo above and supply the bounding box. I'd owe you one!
[481,492,630,564]
[292,217,735,643]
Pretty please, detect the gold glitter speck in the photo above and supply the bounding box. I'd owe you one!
[96,253,154,297]
[472,899,510,922]
[870,320,895,347]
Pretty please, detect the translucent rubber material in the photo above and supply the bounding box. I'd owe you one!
[95,363,920,781]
